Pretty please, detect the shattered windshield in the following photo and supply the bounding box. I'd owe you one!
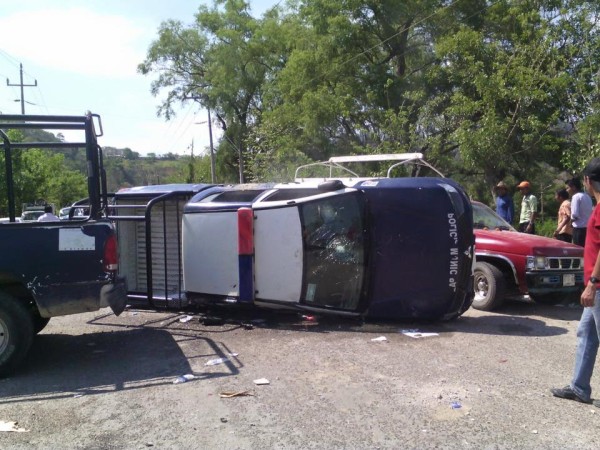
[300,193,366,311]
[472,202,515,231]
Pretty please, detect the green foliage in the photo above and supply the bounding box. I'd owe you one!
[0,146,87,215]
[536,217,559,239]
[133,0,600,190]
[249,148,313,182]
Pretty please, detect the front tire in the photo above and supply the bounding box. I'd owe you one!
[472,262,506,311]
[0,292,35,377]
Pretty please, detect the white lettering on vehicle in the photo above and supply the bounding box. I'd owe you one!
[448,214,458,244]
[448,213,459,291]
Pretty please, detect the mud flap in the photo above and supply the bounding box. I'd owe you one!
[102,277,127,316]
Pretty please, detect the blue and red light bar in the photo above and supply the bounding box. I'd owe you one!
[237,207,254,302]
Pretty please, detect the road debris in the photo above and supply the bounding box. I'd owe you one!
[0,421,29,432]
[179,315,193,323]
[173,374,195,384]
[401,329,439,339]
[205,353,239,366]
[253,378,270,385]
[371,336,388,342]
[219,391,255,398]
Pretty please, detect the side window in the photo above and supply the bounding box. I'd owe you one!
[300,194,366,311]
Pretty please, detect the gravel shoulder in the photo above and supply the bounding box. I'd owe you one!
[0,300,598,449]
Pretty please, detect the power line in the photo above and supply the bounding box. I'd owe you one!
[0,48,20,67]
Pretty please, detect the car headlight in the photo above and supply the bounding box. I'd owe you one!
[526,256,547,270]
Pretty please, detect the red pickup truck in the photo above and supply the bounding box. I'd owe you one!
[472,201,584,310]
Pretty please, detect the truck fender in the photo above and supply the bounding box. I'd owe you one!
[475,253,518,286]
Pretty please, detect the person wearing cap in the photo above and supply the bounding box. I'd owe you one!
[551,157,600,408]
[494,181,514,224]
[517,181,538,234]
[553,188,573,242]
[567,177,593,247]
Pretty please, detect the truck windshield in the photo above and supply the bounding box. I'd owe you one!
[300,193,366,311]
[473,202,515,231]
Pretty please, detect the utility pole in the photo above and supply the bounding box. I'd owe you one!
[186,95,217,183]
[6,63,37,114]
[207,108,216,183]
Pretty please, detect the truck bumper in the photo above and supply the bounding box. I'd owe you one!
[526,270,584,295]
[35,276,128,318]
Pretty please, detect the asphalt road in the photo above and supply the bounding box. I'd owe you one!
[0,299,598,449]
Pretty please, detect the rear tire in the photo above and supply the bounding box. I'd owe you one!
[472,262,506,311]
[0,292,35,377]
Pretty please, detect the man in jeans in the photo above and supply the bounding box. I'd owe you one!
[551,158,600,407]
[567,177,593,247]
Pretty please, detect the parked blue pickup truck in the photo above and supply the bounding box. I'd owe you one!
[0,114,127,376]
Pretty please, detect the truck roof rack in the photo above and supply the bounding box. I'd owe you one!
[294,153,445,182]
[0,113,105,222]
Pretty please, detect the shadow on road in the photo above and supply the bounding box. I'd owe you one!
[89,304,570,340]
[485,296,583,321]
[436,313,569,336]
[0,326,239,405]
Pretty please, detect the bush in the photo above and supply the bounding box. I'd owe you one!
[535,217,558,238]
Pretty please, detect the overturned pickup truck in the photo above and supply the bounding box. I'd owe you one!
[0,114,127,376]
[114,154,474,321]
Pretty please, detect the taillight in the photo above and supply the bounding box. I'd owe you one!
[104,234,119,272]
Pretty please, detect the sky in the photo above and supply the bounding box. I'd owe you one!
[0,0,280,156]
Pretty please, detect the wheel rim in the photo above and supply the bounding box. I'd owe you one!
[0,316,8,354]
[474,273,489,301]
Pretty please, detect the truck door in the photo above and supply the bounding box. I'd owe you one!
[253,191,367,312]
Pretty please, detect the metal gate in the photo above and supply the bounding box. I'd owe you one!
[111,185,214,309]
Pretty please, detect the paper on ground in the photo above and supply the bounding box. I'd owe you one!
[0,421,29,432]
[402,331,439,339]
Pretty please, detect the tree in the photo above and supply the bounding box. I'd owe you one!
[555,1,600,172]
[1,144,87,215]
[253,0,469,174]
[138,0,600,194]
[123,148,140,160]
[139,0,287,182]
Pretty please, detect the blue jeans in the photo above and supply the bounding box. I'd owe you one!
[571,290,600,401]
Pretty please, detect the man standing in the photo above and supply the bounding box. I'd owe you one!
[567,178,593,247]
[517,181,537,234]
[551,158,600,407]
[37,205,60,222]
[494,181,514,224]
